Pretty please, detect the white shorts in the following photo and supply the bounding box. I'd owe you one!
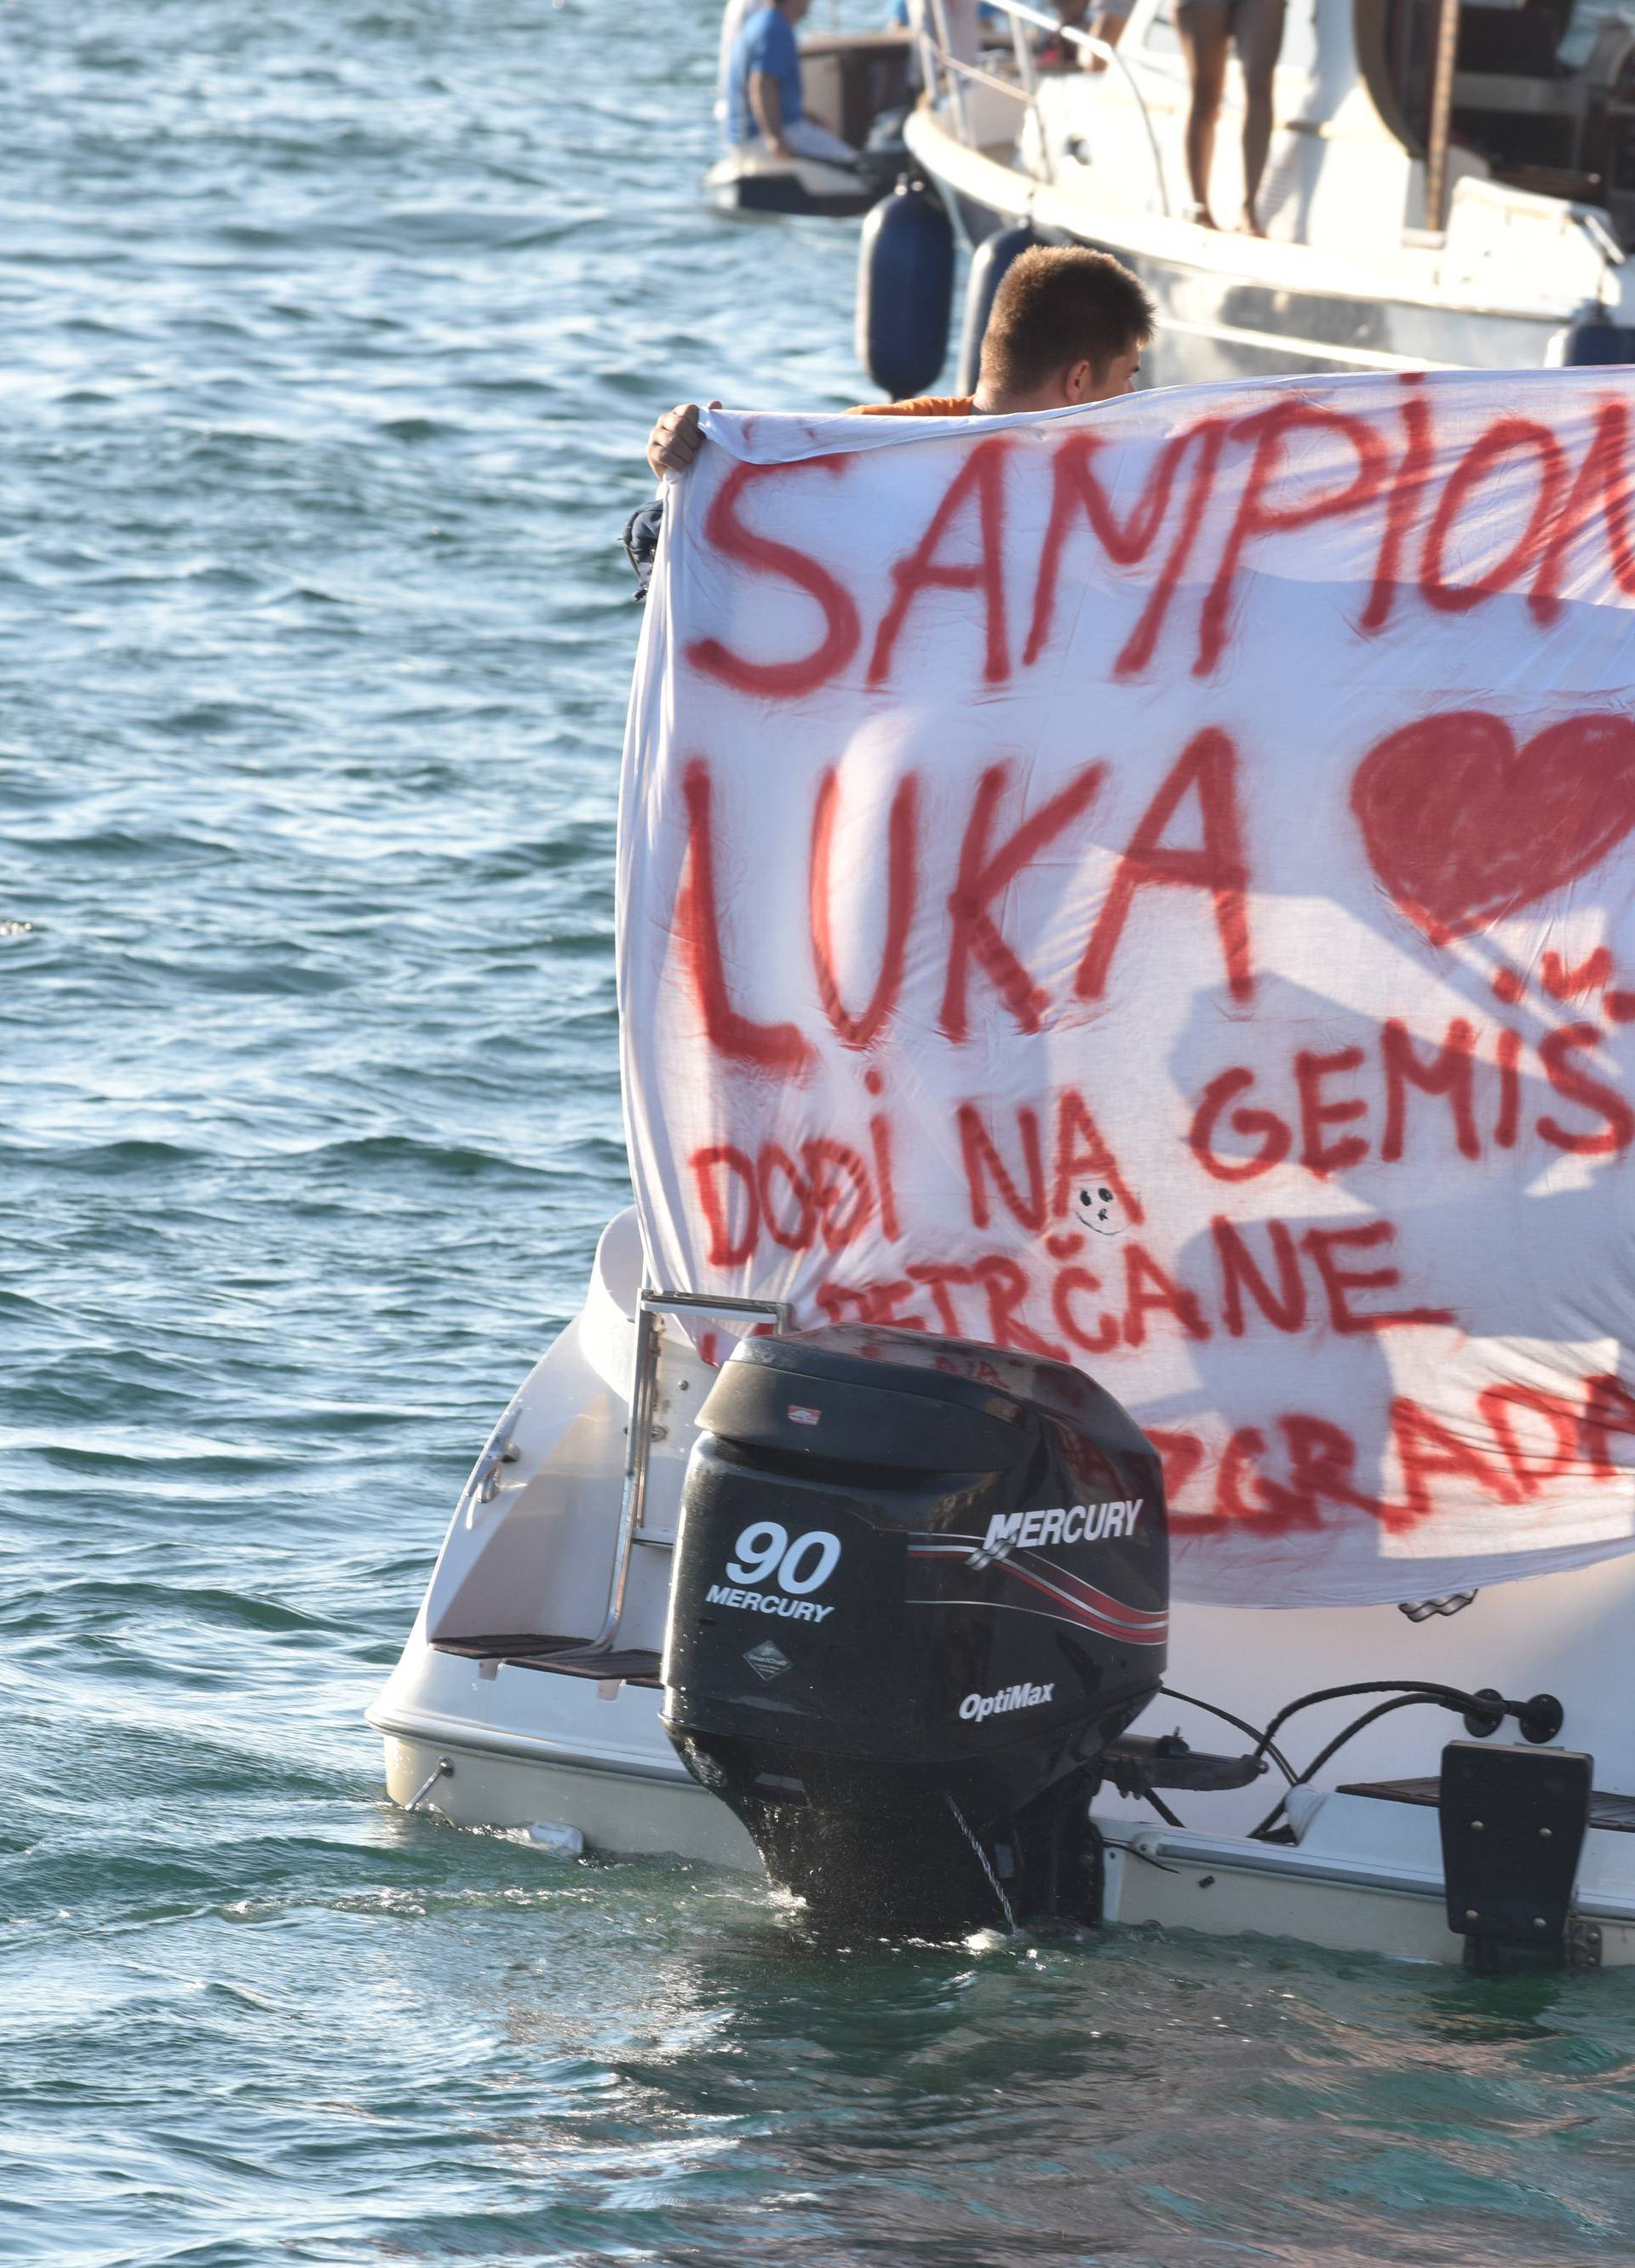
[730,117,859,168]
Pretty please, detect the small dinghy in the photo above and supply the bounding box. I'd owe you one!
[373,373,1635,1971]
[704,21,911,218]
[702,141,896,220]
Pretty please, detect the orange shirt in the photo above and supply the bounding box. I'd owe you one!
[851,395,977,417]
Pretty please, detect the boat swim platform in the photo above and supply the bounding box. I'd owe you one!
[432,1635,663,1688]
[1343,1776,1635,1834]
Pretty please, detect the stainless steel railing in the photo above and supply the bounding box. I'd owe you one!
[912,0,1170,218]
[590,1287,792,1652]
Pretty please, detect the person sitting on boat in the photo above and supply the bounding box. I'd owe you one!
[1175,0,1285,235]
[714,0,768,136]
[726,0,860,169]
[640,244,1152,502]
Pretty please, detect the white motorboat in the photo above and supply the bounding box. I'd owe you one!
[897,0,1635,381]
[371,350,1635,1971]
[371,1202,1635,1966]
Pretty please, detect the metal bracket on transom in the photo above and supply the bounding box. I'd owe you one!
[1438,1739,1594,1973]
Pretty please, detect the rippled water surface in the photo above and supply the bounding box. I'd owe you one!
[6,5,1635,2262]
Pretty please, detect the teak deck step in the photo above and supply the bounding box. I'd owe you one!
[1341,1775,1635,1833]
[433,1633,663,1687]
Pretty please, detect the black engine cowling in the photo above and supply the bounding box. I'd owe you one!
[661,1326,1168,1933]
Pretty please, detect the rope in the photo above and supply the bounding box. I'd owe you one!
[946,1793,1018,1933]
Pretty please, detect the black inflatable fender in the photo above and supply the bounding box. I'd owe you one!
[854,176,955,403]
[1558,317,1635,366]
[955,219,1041,398]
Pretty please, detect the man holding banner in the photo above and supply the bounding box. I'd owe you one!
[645,245,1156,479]
[620,343,1635,1612]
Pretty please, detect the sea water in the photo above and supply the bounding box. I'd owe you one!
[3,4,1635,2262]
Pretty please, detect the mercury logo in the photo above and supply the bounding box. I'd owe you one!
[960,1682,1054,1721]
[970,1499,1144,1566]
[706,1582,835,1623]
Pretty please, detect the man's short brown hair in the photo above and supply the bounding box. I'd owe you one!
[980,245,1155,395]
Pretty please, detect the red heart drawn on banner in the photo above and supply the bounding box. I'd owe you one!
[1351,712,1635,946]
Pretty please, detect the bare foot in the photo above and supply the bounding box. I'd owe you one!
[1240,205,1265,238]
[1185,199,1218,229]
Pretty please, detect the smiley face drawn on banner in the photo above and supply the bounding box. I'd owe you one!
[1076,1183,1133,1238]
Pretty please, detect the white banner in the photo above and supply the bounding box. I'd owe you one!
[617,372,1635,1606]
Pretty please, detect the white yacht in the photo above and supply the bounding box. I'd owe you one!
[899,0,1635,379]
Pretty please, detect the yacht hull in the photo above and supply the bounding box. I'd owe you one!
[907,109,1572,384]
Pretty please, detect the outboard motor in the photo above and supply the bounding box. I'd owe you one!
[662,1326,1167,1933]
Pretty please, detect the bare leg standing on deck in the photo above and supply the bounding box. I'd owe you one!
[1234,0,1286,234]
[1175,0,1230,227]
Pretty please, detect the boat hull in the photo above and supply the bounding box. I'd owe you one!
[373,1210,1635,1967]
[380,1723,760,1868]
[701,144,900,222]
[377,1725,1635,1965]
[1102,1801,1635,1966]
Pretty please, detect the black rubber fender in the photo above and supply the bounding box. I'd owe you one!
[1560,318,1635,366]
[854,177,955,402]
[955,219,1041,398]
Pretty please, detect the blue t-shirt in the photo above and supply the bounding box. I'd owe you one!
[727,7,803,146]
